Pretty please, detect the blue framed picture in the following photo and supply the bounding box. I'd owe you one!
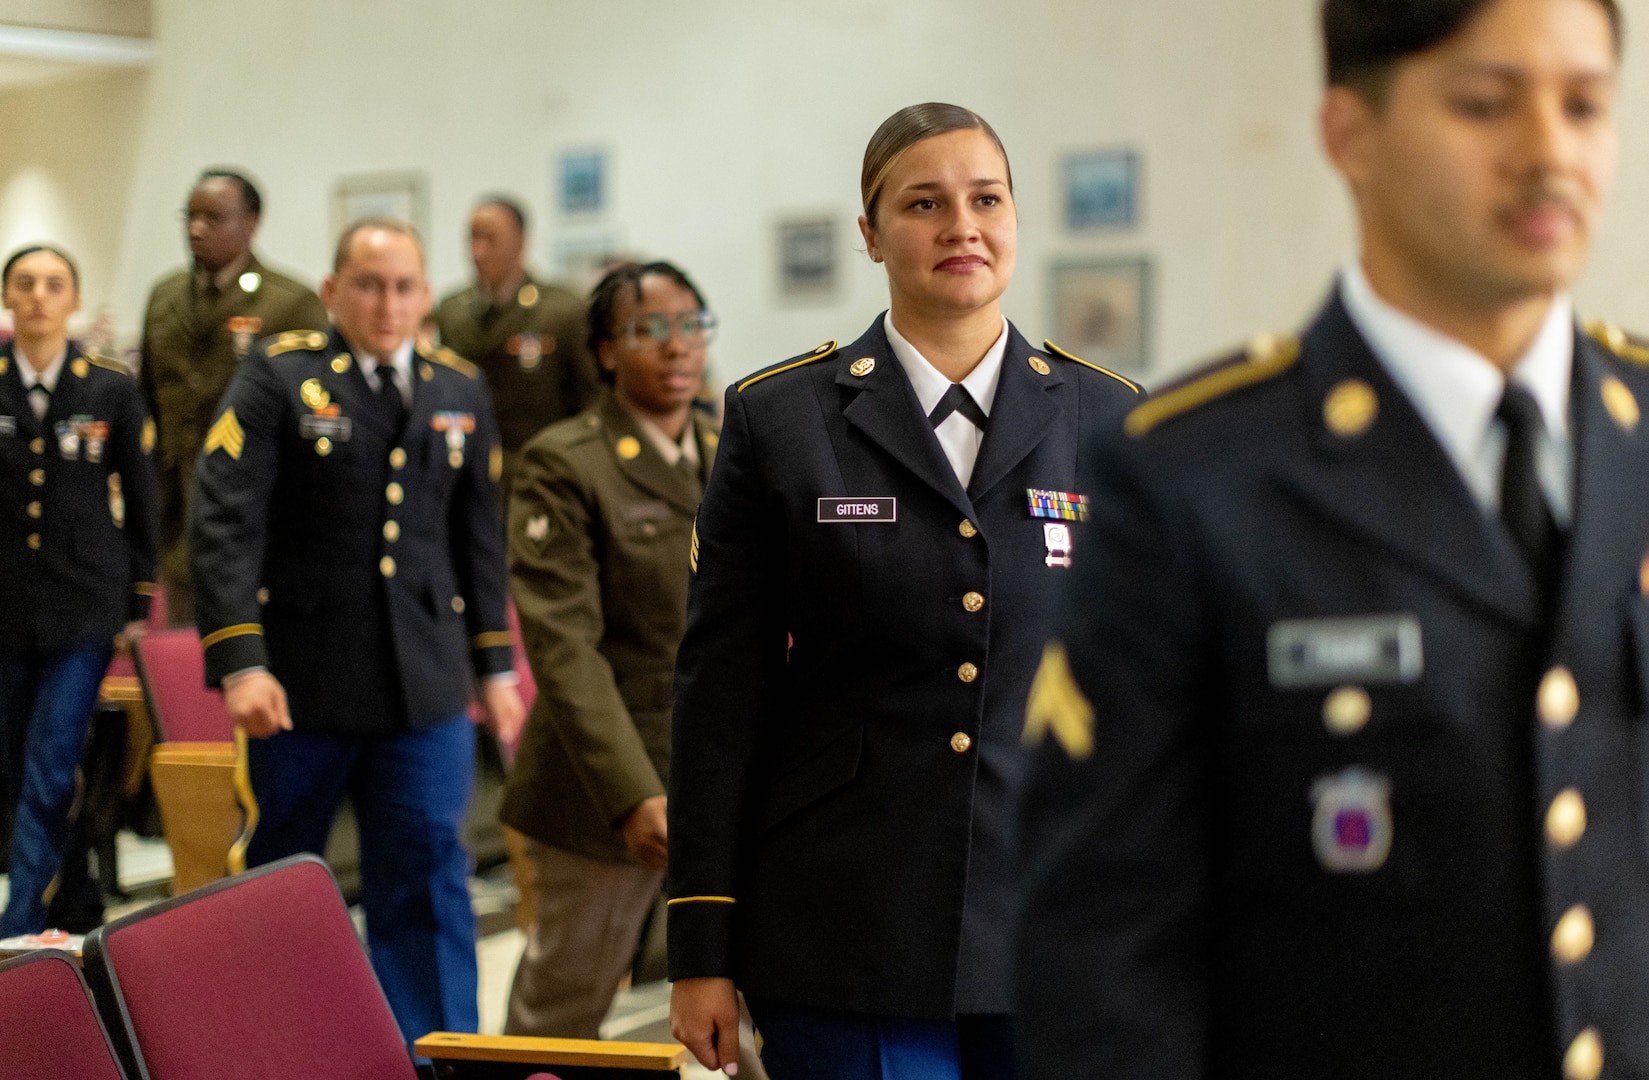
[559,151,605,215]
[1063,149,1140,231]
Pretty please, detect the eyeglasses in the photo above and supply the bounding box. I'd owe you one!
[625,310,718,346]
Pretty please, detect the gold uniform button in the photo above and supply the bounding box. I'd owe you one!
[958,662,979,683]
[1028,355,1051,376]
[383,520,400,542]
[962,591,985,613]
[1547,789,1587,850]
[26,502,41,519]
[1552,905,1595,965]
[950,732,972,753]
[257,588,270,604]
[29,469,44,486]
[386,482,404,505]
[389,448,407,469]
[1564,1028,1604,1080]
[451,596,466,614]
[958,519,978,539]
[29,437,44,455]
[314,437,332,456]
[1539,666,1580,729]
[1323,378,1379,438]
[26,534,40,550]
[1322,686,1372,736]
[380,556,397,578]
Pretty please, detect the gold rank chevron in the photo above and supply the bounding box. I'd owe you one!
[204,408,245,460]
[1023,641,1095,759]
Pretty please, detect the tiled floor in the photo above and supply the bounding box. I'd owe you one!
[1,832,724,1077]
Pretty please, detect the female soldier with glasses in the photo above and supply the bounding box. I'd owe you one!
[666,104,1143,1079]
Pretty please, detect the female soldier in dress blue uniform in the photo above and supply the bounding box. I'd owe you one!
[0,245,157,936]
[667,104,1142,1079]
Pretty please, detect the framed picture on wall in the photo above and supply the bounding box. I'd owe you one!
[776,216,837,301]
[1063,149,1140,231]
[559,151,605,215]
[1049,257,1151,375]
[553,229,627,293]
[331,170,429,240]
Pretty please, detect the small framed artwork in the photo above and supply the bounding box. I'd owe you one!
[1049,257,1152,375]
[559,151,605,215]
[552,230,627,292]
[331,171,429,240]
[776,216,837,301]
[1063,149,1140,231]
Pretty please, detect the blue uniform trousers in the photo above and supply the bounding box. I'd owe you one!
[746,999,1016,1080]
[0,639,114,936]
[245,713,478,1043]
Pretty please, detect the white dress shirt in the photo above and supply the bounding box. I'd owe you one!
[1340,262,1574,527]
[619,398,700,469]
[884,312,1008,489]
[16,346,67,421]
[359,338,416,408]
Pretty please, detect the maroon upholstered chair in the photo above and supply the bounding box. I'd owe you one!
[132,628,231,744]
[80,855,686,1079]
[0,949,128,1080]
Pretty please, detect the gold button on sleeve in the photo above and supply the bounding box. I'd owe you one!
[1564,1028,1603,1080]
[386,482,404,505]
[958,520,978,539]
[1552,905,1595,965]
[383,520,401,543]
[380,556,397,578]
[962,591,985,613]
[26,533,40,550]
[389,448,407,469]
[1540,666,1579,729]
[950,732,972,753]
[958,662,979,683]
[1546,789,1587,850]
[451,596,465,614]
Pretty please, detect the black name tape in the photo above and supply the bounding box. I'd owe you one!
[817,497,897,523]
[298,415,353,442]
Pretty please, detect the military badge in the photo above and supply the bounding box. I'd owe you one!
[431,411,476,469]
[204,407,245,460]
[1267,613,1423,689]
[1043,522,1073,568]
[616,436,642,460]
[1027,489,1089,522]
[229,315,263,358]
[1310,767,1394,873]
[82,421,108,464]
[0,416,14,438]
[238,271,262,294]
[510,333,547,372]
[525,515,550,542]
[300,378,330,411]
[56,420,81,460]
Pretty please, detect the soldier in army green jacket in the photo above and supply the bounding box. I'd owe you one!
[500,261,718,1039]
[434,197,599,498]
[139,170,326,625]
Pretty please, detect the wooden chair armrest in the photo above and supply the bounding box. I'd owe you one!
[414,1032,689,1076]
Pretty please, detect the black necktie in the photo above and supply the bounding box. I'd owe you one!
[374,364,406,433]
[1497,382,1559,600]
[929,384,988,431]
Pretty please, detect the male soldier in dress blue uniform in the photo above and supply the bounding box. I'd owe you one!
[190,219,524,1043]
[1018,2,1641,1079]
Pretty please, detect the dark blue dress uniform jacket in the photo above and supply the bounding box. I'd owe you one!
[0,344,157,652]
[189,328,512,735]
[1018,293,1649,1080]
[667,317,1141,1018]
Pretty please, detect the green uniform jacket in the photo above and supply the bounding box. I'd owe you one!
[501,391,718,863]
[434,277,600,497]
[139,255,326,594]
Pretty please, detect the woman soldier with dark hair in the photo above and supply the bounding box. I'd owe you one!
[0,244,157,936]
[667,104,1142,1078]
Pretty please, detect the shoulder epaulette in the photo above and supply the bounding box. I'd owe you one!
[427,347,480,379]
[737,340,838,393]
[86,353,133,376]
[1583,319,1649,366]
[1042,340,1142,394]
[266,330,328,357]
[1124,333,1300,438]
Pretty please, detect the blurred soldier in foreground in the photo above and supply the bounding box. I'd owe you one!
[1017,1,1644,1078]
[139,169,325,625]
[435,196,599,498]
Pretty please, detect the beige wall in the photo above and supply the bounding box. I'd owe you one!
[1,0,1648,384]
[0,0,150,36]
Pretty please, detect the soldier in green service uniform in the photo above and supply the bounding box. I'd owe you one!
[434,196,599,499]
[139,169,326,625]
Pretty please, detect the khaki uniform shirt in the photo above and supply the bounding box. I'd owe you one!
[501,392,718,862]
[139,255,326,601]
[434,276,599,497]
